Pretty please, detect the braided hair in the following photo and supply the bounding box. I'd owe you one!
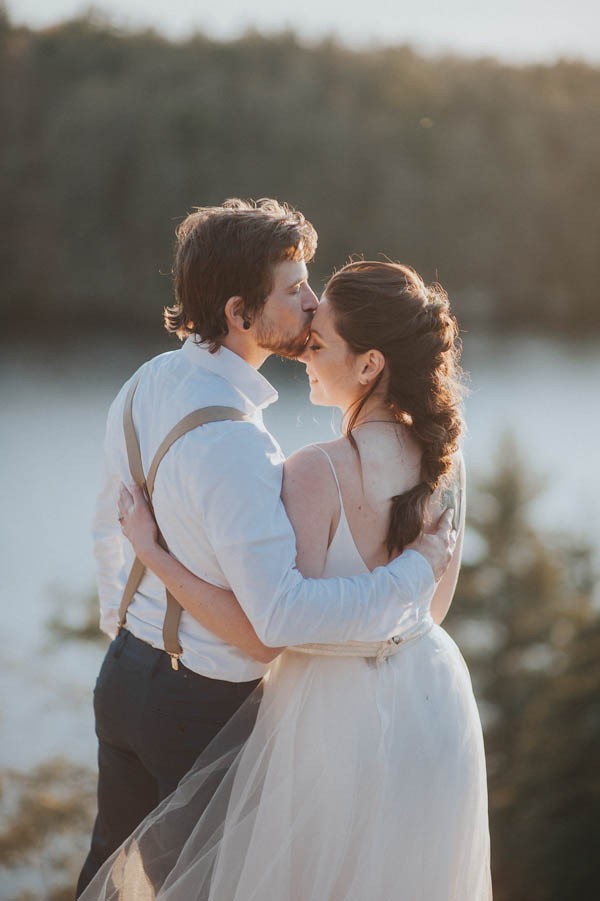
[323,260,464,554]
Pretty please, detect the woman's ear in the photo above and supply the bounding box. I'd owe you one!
[358,349,385,386]
[224,296,251,333]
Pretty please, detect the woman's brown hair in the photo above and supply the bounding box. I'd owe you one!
[323,260,464,555]
[165,198,318,350]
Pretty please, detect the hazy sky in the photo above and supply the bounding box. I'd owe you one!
[6,0,600,63]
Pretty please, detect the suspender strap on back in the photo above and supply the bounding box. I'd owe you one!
[117,373,249,670]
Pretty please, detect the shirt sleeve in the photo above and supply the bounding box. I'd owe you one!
[91,386,131,639]
[199,421,436,647]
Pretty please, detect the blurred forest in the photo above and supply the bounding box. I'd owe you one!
[1,446,599,899]
[1,9,600,333]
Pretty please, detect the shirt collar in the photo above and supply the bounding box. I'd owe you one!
[182,337,278,411]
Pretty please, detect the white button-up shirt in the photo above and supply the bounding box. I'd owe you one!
[93,338,435,681]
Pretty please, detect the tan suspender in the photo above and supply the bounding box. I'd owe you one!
[117,375,249,670]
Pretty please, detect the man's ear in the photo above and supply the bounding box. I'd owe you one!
[224,296,250,333]
[358,349,385,386]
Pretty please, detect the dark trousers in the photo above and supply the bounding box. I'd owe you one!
[76,629,261,897]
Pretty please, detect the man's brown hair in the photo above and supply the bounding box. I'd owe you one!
[165,198,318,350]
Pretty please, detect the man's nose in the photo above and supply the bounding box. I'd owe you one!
[302,285,319,313]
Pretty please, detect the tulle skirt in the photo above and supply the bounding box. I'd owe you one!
[81,625,492,900]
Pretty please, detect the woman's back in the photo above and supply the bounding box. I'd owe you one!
[284,424,465,624]
[315,424,423,572]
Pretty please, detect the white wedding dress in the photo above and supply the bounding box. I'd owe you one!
[83,450,492,900]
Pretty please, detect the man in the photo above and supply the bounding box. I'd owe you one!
[77,198,453,894]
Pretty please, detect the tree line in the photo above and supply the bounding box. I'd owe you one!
[1,12,599,334]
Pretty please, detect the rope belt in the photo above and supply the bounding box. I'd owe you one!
[290,619,435,664]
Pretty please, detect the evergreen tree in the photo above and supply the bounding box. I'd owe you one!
[447,435,598,899]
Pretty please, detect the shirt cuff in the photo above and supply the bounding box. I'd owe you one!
[396,548,436,600]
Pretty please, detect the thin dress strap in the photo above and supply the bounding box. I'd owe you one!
[311,445,371,573]
[312,444,344,510]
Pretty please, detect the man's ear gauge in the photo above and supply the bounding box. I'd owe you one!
[243,320,251,330]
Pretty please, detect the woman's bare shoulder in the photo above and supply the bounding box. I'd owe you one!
[283,439,347,492]
[282,442,345,570]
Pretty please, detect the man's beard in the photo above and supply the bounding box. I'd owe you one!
[254,316,312,359]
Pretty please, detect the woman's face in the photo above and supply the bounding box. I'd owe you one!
[298,297,363,410]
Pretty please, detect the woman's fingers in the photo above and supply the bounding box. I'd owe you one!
[130,482,145,502]
[118,482,135,523]
[116,481,158,561]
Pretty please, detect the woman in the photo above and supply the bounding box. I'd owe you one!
[83,261,491,899]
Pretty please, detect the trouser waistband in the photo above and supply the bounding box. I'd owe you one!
[112,629,260,686]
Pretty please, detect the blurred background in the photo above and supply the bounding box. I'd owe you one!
[1,1,599,898]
